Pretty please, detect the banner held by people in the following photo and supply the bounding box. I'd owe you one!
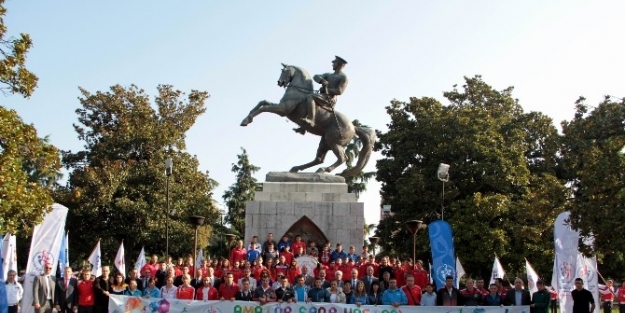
[109,294,530,313]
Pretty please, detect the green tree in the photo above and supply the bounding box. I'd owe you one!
[374,76,565,277]
[0,107,61,233]
[55,84,217,265]
[560,96,625,269]
[0,0,38,97]
[223,148,260,235]
[0,0,60,235]
[344,120,376,199]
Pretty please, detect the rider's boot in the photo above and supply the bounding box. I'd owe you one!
[300,98,316,128]
[293,127,306,135]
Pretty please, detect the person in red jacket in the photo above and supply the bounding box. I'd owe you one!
[230,240,247,265]
[219,273,239,301]
[402,275,422,306]
[196,276,219,300]
[176,275,195,300]
[291,235,307,257]
[76,269,95,313]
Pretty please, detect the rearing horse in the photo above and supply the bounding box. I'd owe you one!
[240,64,376,177]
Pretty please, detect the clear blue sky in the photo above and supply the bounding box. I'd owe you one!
[4,1,624,228]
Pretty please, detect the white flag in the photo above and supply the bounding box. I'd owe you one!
[554,211,579,313]
[2,233,17,280]
[428,262,433,284]
[525,258,540,294]
[550,258,558,293]
[196,248,204,270]
[114,241,126,277]
[21,203,69,313]
[455,256,466,288]
[489,256,505,284]
[88,240,102,277]
[134,247,146,278]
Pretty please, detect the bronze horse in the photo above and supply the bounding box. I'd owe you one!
[240,64,375,177]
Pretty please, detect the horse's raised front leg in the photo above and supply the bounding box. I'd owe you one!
[290,137,329,173]
[315,142,346,174]
[241,100,289,126]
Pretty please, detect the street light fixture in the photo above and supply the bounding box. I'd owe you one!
[405,220,424,268]
[368,236,379,258]
[188,215,205,272]
[437,163,450,220]
[165,158,173,259]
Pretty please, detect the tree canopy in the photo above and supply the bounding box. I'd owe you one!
[55,84,217,264]
[561,96,625,258]
[0,0,60,235]
[223,147,259,236]
[374,76,565,278]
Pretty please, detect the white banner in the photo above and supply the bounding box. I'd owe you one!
[1,233,17,280]
[577,253,600,313]
[525,259,539,294]
[554,211,579,313]
[22,203,69,313]
[109,295,530,313]
[489,256,505,284]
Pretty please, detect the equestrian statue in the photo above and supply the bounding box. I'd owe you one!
[240,56,376,178]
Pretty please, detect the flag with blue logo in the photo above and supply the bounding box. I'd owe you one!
[59,232,69,277]
[427,220,456,289]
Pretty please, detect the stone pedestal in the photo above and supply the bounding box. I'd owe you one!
[244,172,364,252]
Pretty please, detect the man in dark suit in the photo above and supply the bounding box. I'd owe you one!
[33,262,56,313]
[504,278,532,306]
[55,267,78,313]
[359,265,379,293]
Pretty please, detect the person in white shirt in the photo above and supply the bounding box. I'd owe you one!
[421,283,437,306]
[160,277,178,299]
[6,270,24,313]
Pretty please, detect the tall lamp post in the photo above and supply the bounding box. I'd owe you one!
[165,158,173,259]
[437,163,450,220]
[368,236,379,258]
[189,215,205,271]
[405,220,424,266]
[218,208,226,257]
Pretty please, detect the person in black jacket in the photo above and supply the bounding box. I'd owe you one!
[504,278,532,306]
[275,276,295,303]
[235,278,254,301]
[93,267,111,313]
[436,276,463,306]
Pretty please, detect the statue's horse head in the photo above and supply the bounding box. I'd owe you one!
[277,63,312,90]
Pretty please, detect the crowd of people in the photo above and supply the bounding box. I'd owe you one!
[3,233,619,313]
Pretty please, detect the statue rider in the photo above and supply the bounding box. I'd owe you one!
[296,56,349,134]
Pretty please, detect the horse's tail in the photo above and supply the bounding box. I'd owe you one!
[340,126,377,178]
